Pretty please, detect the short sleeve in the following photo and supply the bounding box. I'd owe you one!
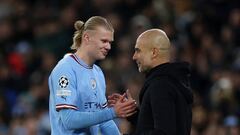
[49,63,79,111]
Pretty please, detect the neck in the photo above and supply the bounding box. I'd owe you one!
[152,58,169,69]
[75,49,95,66]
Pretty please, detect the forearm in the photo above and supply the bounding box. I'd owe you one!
[100,120,120,135]
[59,108,116,130]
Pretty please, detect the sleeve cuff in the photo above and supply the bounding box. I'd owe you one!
[56,104,78,111]
[107,107,117,118]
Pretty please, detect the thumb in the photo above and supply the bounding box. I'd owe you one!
[117,94,125,103]
[126,89,133,100]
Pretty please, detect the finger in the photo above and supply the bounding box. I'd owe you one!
[121,93,127,102]
[112,93,122,98]
[121,99,136,107]
[122,92,126,98]
[108,95,114,101]
[125,111,138,117]
[108,95,113,98]
[119,110,137,118]
[121,103,137,112]
[116,94,125,103]
[113,96,121,100]
[108,93,121,99]
[123,101,136,109]
[108,100,117,105]
[118,104,136,114]
[121,108,137,116]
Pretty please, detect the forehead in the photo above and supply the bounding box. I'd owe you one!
[91,27,114,40]
[135,37,147,49]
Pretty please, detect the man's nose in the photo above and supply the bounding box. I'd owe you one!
[132,53,136,60]
[105,43,111,50]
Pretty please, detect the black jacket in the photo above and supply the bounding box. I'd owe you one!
[129,62,193,135]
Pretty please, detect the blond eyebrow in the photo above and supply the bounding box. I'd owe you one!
[159,47,170,50]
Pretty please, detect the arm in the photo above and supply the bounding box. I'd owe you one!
[59,97,137,130]
[148,79,176,135]
[108,91,139,126]
[99,120,120,135]
[59,108,116,130]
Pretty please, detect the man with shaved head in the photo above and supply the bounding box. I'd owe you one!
[130,29,193,135]
[108,29,193,135]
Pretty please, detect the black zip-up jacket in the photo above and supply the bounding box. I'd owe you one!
[128,62,193,135]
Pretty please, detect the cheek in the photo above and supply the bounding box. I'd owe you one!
[142,54,152,65]
[91,39,101,47]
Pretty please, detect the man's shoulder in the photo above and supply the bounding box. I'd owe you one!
[93,64,104,75]
[50,56,76,76]
[147,75,171,85]
[93,64,102,70]
[54,58,72,71]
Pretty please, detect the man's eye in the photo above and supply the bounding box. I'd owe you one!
[135,49,140,53]
[102,40,108,43]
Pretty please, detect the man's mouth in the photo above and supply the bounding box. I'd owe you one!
[136,62,140,67]
[102,51,108,56]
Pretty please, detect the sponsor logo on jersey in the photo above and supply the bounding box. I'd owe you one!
[84,102,107,110]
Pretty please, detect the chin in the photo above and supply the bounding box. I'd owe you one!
[138,67,142,73]
[139,67,147,73]
[98,55,106,60]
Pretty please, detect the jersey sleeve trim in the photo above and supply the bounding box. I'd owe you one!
[102,102,108,108]
[56,104,78,111]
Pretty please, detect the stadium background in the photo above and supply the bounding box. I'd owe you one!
[0,0,240,134]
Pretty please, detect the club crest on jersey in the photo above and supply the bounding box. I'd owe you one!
[90,78,97,89]
[59,76,69,88]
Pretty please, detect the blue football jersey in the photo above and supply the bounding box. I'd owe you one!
[48,53,118,135]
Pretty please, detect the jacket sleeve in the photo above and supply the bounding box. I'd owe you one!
[148,78,177,135]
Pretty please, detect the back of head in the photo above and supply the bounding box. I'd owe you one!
[71,16,114,50]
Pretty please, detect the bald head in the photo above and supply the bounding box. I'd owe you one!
[133,29,171,72]
[137,29,170,50]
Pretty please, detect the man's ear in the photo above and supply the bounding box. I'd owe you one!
[83,32,90,42]
[152,48,159,59]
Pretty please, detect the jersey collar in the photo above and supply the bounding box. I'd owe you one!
[70,54,93,69]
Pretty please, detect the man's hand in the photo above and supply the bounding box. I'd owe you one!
[108,89,134,107]
[108,90,137,118]
[113,95,137,118]
[108,93,126,107]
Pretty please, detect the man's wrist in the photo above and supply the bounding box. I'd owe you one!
[107,107,117,118]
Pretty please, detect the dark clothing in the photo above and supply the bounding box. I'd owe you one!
[129,62,193,135]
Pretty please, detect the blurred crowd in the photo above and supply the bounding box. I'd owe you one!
[0,0,240,135]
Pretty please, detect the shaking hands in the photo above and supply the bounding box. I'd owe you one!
[108,90,137,118]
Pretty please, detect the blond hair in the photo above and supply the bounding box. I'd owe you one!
[71,16,114,50]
